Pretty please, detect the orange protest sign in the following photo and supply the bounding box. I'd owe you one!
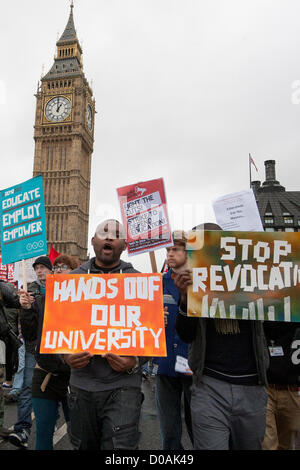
[40,273,166,356]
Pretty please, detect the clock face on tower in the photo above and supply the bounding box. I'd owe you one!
[86,104,93,131]
[45,96,71,122]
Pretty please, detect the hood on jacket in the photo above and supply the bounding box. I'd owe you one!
[72,257,140,274]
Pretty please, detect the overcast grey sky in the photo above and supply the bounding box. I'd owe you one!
[1,0,300,271]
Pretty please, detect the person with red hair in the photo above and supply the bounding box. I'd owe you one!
[15,254,79,450]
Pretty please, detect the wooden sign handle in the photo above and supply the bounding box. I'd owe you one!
[22,259,27,292]
[149,251,158,273]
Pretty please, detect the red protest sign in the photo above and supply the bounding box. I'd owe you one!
[117,178,173,256]
[0,256,15,282]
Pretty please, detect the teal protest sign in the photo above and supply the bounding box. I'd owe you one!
[0,176,47,264]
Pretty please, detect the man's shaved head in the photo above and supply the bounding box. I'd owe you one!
[92,219,127,268]
[94,219,126,239]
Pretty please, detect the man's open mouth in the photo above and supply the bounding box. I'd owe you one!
[102,243,113,254]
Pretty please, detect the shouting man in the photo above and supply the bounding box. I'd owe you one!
[64,219,146,450]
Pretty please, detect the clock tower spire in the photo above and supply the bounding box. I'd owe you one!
[33,3,95,261]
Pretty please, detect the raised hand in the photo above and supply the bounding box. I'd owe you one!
[171,269,193,304]
[18,289,35,310]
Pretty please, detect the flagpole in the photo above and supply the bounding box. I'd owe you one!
[249,153,252,188]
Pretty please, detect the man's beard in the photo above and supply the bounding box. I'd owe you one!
[98,247,120,266]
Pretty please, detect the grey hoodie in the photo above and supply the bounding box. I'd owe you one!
[70,258,145,392]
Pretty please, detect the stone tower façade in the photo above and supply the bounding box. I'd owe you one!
[33,4,95,261]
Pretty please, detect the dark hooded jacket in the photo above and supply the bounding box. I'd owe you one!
[19,280,70,399]
[0,281,20,341]
[19,280,43,354]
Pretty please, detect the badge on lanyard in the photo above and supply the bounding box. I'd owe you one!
[269,340,284,357]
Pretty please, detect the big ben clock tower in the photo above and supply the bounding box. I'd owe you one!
[33,3,95,261]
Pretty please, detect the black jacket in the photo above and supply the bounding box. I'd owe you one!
[22,291,71,400]
[176,308,269,387]
[264,321,300,385]
[19,281,42,353]
[0,280,20,341]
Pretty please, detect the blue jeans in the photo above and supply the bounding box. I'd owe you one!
[10,341,25,396]
[142,360,154,376]
[32,398,57,450]
[155,374,193,450]
[32,397,70,450]
[14,351,36,433]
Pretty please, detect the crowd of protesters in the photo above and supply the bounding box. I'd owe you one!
[0,218,299,451]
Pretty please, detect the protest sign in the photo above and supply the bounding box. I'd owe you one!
[0,176,47,264]
[117,178,173,257]
[212,189,264,231]
[187,230,300,322]
[13,257,38,288]
[40,273,167,356]
[0,256,13,282]
[175,356,193,375]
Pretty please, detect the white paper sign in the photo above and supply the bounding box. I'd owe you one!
[13,257,38,287]
[175,356,193,375]
[212,189,264,232]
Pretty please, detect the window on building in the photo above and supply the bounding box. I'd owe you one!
[284,217,293,224]
[285,228,294,232]
[264,218,274,224]
[265,228,275,232]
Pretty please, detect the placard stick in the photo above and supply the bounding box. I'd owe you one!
[22,259,27,292]
[149,251,157,273]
